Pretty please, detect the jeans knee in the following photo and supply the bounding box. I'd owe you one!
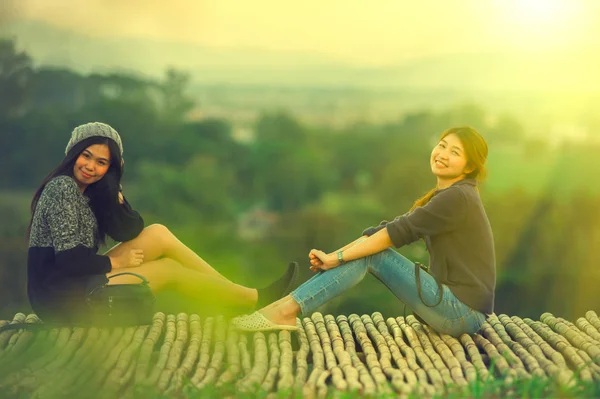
[348,258,369,281]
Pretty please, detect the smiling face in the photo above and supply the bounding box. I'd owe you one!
[72,144,111,192]
[430,133,472,188]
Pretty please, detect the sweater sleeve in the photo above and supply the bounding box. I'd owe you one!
[385,186,468,248]
[45,178,112,276]
[105,196,144,242]
[361,219,391,237]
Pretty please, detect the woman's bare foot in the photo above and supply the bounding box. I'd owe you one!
[258,295,300,326]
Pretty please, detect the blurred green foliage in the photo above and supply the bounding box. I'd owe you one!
[1,38,599,321]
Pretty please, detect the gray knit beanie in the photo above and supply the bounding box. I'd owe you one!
[65,122,123,156]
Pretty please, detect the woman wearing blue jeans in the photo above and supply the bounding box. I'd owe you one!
[234,126,496,337]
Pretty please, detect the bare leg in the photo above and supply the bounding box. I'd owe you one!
[107,258,258,308]
[105,224,231,282]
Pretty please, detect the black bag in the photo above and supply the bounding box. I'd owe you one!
[85,272,155,326]
[404,262,444,324]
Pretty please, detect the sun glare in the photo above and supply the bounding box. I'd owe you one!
[491,0,583,51]
[514,0,566,23]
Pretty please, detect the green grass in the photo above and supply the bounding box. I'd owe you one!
[117,374,600,399]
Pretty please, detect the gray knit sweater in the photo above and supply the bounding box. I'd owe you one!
[27,175,144,318]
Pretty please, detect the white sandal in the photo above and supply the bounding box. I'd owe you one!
[231,312,299,332]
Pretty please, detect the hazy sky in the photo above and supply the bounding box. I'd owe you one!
[4,0,600,65]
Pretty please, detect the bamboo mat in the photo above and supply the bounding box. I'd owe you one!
[0,310,599,398]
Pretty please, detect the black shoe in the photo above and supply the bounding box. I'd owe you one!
[256,261,299,309]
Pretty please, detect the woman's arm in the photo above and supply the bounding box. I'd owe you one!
[335,235,368,253]
[309,235,367,271]
[105,192,144,242]
[310,228,393,271]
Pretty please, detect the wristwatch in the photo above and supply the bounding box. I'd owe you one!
[337,251,346,265]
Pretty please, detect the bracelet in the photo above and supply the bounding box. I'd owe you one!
[337,250,346,265]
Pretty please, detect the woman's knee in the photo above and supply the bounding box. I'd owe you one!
[345,258,369,280]
[144,223,172,239]
[143,224,175,248]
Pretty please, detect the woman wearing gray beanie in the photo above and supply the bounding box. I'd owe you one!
[26,122,298,324]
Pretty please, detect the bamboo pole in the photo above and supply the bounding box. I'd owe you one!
[134,312,165,383]
[92,327,136,388]
[0,314,40,362]
[145,314,177,386]
[302,316,325,399]
[524,319,594,382]
[238,333,252,377]
[32,327,102,398]
[58,328,114,397]
[396,315,445,390]
[69,327,125,394]
[489,314,545,379]
[168,314,201,393]
[237,332,268,392]
[362,313,409,394]
[479,320,528,379]
[405,315,455,387]
[325,314,360,393]
[585,311,600,330]
[216,324,240,387]
[498,314,573,386]
[312,312,347,391]
[576,317,600,343]
[195,315,227,389]
[371,313,418,389]
[0,323,58,376]
[260,333,280,392]
[541,313,600,365]
[458,333,491,382]
[276,329,294,393]
[316,369,331,399]
[472,333,516,384]
[4,310,600,396]
[190,316,214,385]
[387,316,432,392]
[104,325,149,393]
[0,314,38,359]
[511,316,567,368]
[43,327,87,376]
[0,313,27,350]
[2,326,68,393]
[421,325,469,387]
[438,332,478,383]
[294,317,310,391]
[576,349,600,380]
[557,317,600,346]
[337,315,376,395]
[349,314,392,395]
[157,313,189,391]
[36,327,125,397]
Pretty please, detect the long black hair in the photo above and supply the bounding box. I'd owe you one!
[27,136,124,245]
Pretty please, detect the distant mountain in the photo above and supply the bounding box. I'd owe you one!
[1,20,347,74]
[2,19,598,91]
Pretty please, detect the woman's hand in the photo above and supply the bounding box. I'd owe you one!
[308,249,340,272]
[109,249,144,269]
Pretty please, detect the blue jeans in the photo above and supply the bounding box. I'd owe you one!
[290,249,486,337]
